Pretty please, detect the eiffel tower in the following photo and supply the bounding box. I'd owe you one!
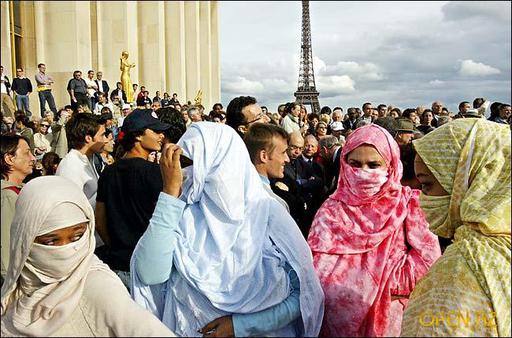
[294,0,320,115]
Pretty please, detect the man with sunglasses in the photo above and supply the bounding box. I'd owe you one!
[95,109,171,290]
[226,95,270,137]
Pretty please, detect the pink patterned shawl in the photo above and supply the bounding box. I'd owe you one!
[308,124,441,337]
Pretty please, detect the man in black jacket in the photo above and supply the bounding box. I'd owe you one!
[11,67,33,116]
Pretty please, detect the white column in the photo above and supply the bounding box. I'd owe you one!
[199,1,212,110]
[210,1,221,105]
[184,1,200,105]
[164,1,186,100]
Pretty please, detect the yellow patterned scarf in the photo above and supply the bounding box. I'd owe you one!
[414,119,511,336]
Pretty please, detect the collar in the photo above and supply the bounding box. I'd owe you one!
[301,154,313,162]
[287,114,299,123]
[259,174,270,185]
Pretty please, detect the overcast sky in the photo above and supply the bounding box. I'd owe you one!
[218,1,511,112]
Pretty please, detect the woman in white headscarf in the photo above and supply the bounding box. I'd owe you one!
[131,122,324,337]
[0,176,175,337]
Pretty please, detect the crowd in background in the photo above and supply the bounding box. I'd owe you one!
[1,63,511,337]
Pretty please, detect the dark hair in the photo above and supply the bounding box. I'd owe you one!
[65,113,105,150]
[489,102,502,121]
[320,106,332,115]
[458,101,470,111]
[373,117,399,138]
[243,123,289,164]
[377,104,387,110]
[400,142,417,182]
[402,108,417,119]
[347,107,357,115]
[37,63,45,68]
[362,102,372,110]
[226,96,257,135]
[114,129,145,160]
[1,134,30,179]
[333,107,343,112]
[15,114,30,126]
[473,97,485,109]
[88,70,94,75]
[73,70,82,76]
[157,107,187,144]
[284,102,299,115]
[308,113,320,121]
[210,111,226,122]
[17,67,23,72]
[390,107,402,116]
[212,103,223,110]
[42,152,61,176]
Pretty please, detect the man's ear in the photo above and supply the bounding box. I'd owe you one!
[4,153,14,166]
[237,125,248,135]
[258,149,268,164]
[84,134,93,144]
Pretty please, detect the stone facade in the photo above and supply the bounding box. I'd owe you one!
[1,1,220,117]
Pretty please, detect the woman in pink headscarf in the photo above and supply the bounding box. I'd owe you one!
[308,124,441,337]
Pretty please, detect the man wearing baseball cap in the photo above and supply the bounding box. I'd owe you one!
[95,109,171,290]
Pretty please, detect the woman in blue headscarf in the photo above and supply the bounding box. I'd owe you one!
[130,122,324,337]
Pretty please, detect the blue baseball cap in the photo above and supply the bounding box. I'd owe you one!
[121,109,170,133]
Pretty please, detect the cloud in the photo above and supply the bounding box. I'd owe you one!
[442,1,511,23]
[223,76,264,93]
[459,60,501,77]
[323,61,384,80]
[317,75,355,98]
[429,79,445,87]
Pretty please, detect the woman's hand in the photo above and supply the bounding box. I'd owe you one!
[160,143,183,197]
[200,316,234,337]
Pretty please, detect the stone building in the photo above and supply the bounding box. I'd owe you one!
[1,1,220,116]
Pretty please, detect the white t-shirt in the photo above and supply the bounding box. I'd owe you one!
[84,78,98,97]
[56,149,99,210]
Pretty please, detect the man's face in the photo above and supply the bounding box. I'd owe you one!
[88,71,94,79]
[89,125,108,153]
[9,139,36,177]
[173,94,177,99]
[266,136,289,179]
[151,102,161,112]
[332,110,342,122]
[432,102,443,114]
[378,106,387,117]
[363,105,373,117]
[96,72,102,80]
[371,109,379,119]
[75,72,82,80]
[11,140,36,176]
[16,69,24,77]
[499,106,511,120]
[190,111,202,122]
[261,107,268,114]
[242,104,267,128]
[348,111,356,120]
[291,104,301,117]
[460,102,471,113]
[288,137,304,160]
[395,132,414,146]
[39,65,46,73]
[303,137,318,158]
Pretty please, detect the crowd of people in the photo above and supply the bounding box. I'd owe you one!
[0,64,511,337]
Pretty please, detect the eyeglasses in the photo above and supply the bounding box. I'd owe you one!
[244,112,265,125]
[41,124,50,127]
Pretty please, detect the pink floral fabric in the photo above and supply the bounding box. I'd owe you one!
[308,124,441,337]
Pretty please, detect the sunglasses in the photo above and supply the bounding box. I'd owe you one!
[41,124,50,127]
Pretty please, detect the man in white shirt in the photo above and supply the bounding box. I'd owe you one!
[85,70,99,111]
[56,113,107,210]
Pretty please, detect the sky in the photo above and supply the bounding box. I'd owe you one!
[218,1,511,112]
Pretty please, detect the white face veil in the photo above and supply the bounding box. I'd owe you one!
[0,176,106,336]
[135,122,324,336]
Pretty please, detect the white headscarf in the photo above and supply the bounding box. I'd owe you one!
[1,176,111,336]
[132,122,324,336]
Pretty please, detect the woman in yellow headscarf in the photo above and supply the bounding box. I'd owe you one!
[402,118,511,337]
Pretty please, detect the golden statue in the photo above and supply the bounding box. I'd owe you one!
[194,89,203,106]
[120,51,136,103]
